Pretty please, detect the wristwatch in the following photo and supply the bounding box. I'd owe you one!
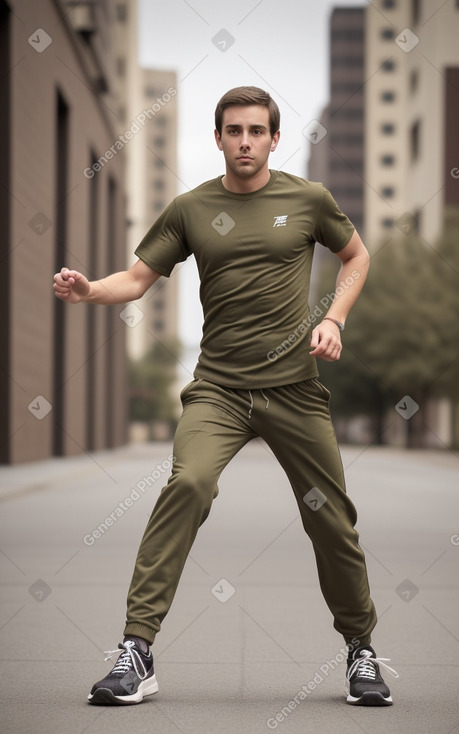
[323,317,345,332]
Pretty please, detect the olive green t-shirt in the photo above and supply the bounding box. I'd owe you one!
[135,170,354,388]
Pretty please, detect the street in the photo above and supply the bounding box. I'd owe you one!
[1,440,458,734]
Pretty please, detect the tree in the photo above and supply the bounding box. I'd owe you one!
[129,338,182,438]
[430,206,459,447]
[315,228,459,448]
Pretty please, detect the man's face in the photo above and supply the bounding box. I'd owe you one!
[215,105,279,180]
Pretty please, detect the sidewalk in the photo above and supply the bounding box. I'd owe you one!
[1,441,458,733]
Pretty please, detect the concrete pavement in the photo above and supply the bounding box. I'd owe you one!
[1,440,459,734]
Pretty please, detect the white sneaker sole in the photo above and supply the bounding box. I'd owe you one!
[88,674,158,705]
[346,690,393,706]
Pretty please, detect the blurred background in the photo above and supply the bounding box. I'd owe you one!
[1,0,458,463]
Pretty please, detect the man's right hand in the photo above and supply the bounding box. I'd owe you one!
[53,267,90,304]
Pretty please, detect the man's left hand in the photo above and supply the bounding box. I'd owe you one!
[309,321,342,362]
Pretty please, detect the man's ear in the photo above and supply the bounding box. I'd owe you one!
[270,130,280,152]
[214,129,223,151]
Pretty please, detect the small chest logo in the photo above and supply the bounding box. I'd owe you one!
[273,215,288,227]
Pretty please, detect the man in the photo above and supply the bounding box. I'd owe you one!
[54,86,397,707]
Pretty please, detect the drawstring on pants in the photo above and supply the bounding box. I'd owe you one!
[248,390,254,420]
[260,389,270,411]
[247,389,270,419]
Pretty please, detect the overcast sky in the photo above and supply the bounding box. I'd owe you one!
[138,0,365,355]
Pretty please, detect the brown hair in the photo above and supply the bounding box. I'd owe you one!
[215,86,280,137]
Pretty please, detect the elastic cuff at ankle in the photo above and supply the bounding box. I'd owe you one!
[124,623,156,645]
[344,635,372,651]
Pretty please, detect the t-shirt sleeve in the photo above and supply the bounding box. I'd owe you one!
[312,187,355,253]
[134,199,190,277]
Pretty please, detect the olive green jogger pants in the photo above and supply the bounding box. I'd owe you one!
[124,377,377,646]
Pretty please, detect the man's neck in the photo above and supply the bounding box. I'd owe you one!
[221,167,271,194]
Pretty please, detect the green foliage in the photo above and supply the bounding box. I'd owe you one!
[315,215,459,446]
[431,207,459,401]
[129,338,182,425]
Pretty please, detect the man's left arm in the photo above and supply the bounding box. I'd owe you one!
[309,229,370,362]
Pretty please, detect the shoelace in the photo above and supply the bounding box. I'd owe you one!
[103,641,148,680]
[347,650,399,681]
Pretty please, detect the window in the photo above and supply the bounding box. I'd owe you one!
[153,179,165,190]
[153,157,165,168]
[410,120,421,160]
[331,56,364,67]
[381,91,395,102]
[116,3,127,22]
[381,154,395,166]
[53,91,70,457]
[409,69,419,93]
[331,82,363,94]
[381,186,395,198]
[381,123,395,134]
[330,186,362,198]
[382,0,396,8]
[381,218,394,228]
[331,29,364,41]
[153,321,165,332]
[381,59,395,71]
[153,137,166,148]
[330,159,363,172]
[330,108,362,120]
[411,0,421,25]
[116,57,125,77]
[381,28,395,40]
[330,134,363,146]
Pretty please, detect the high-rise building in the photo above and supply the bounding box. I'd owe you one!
[126,68,179,360]
[328,7,365,235]
[307,7,365,303]
[364,0,459,245]
[107,2,179,361]
[364,0,411,245]
[308,7,365,234]
[310,1,459,249]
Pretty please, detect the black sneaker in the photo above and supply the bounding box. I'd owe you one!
[88,640,158,705]
[346,645,398,706]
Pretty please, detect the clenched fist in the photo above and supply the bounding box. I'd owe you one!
[53,268,91,304]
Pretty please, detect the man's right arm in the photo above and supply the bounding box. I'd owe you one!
[53,259,161,305]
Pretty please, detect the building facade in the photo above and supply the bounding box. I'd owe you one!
[309,0,459,249]
[307,7,365,304]
[126,68,179,361]
[107,1,179,361]
[306,0,459,447]
[0,0,129,463]
[364,0,459,245]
